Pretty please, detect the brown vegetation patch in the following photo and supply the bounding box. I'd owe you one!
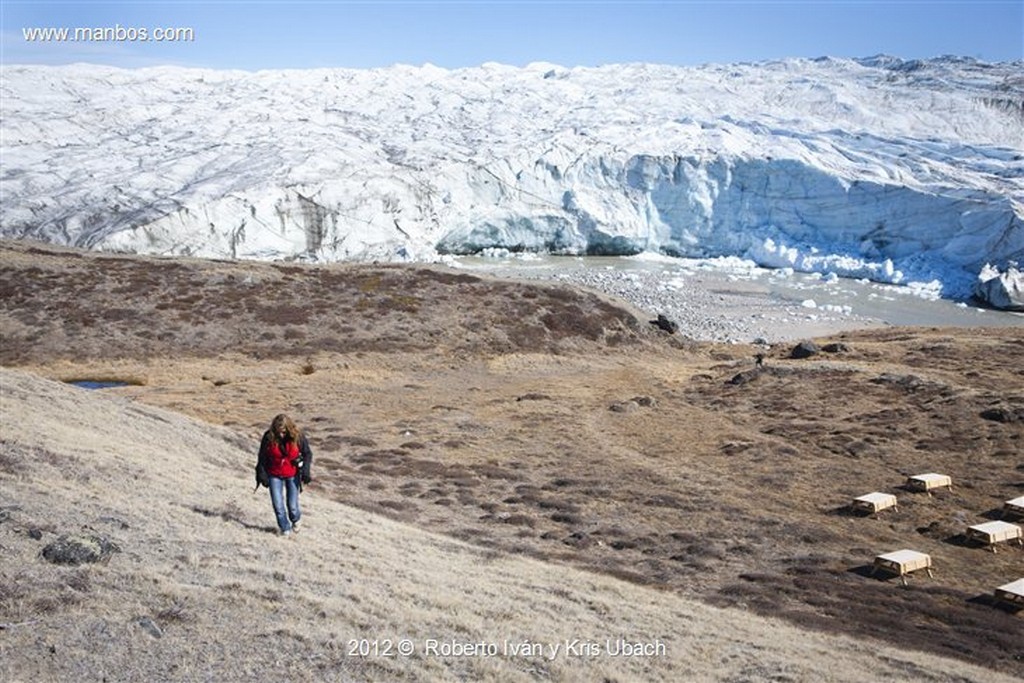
[0,240,648,364]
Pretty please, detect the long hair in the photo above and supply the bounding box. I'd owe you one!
[268,413,301,445]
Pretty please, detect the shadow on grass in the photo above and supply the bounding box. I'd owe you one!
[825,504,863,518]
[967,592,1023,616]
[189,505,276,534]
[846,563,922,586]
[826,504,902,520]
[942,533,979,549]
[981,506,1024,522]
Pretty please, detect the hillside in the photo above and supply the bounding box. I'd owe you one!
[1,240,1023,680]
[4,367,1020,683]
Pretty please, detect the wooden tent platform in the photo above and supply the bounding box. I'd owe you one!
[967,521,1023,552]
[851,492,898,515]
[994,578,1024,611]
[873,549,933,585]
[906,473,952,495]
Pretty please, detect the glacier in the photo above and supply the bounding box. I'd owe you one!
[1,56,1022,302]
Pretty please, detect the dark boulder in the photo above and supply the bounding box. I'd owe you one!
[790,341,821,359]
[649,314,678,334]
[728,368,763,385]
[980,406,1024,423]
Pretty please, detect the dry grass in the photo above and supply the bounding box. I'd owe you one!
[2,239,1023,681]
[3,369,1020,683]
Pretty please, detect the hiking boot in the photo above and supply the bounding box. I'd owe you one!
[291,521,301,533]
[281,529,292,537]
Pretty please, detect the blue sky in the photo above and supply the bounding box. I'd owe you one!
[2,1,1022,70]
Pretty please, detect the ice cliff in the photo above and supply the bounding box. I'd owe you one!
[1,56,1022,302]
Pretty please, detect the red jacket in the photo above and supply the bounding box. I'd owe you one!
[262,438,301,478]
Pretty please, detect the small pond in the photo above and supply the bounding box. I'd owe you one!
[65,380,136,390]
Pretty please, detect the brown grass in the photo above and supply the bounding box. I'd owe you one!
[2,238,1023,681]
[0,240,646,365]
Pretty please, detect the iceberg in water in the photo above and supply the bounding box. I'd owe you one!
[975,263,1024,311]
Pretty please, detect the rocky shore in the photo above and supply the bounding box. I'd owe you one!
[457,258,883,343]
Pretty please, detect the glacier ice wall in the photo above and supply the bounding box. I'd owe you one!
[1,56,1022,298]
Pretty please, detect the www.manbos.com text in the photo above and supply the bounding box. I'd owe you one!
[22,24,196,43]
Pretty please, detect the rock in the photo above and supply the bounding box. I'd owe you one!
[610,396,656,411]
[974,263,1024,311]
[980,406,1024,423]
[822,342,850,353]
[563,531,594,549]
[728,368,763,385]
[99,516,131,530]
[136,617,163,639]
[872,373,929,392]
[649,314,678,334]
[789,341,821,359]
[41,534,120,566]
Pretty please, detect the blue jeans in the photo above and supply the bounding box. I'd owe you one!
[268,476,301,532]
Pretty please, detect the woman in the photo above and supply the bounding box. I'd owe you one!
[255,414,313,536]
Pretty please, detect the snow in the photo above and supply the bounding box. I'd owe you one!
[1,56,1022,301]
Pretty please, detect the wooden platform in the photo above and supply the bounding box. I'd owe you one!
[852,492,898,515]
[1004,496,1024,520]
[873,549,933,585]
[906,473,952,495]
[994,578,1024,608]
[967,520,1023,552]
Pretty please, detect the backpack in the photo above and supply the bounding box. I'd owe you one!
[254,460,270,489]
[254,431,272,490]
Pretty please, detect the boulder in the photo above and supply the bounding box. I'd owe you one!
[649,314,678,334]
[136,616,164,639]
[974,263,1024,311]
[609,400,639,413]
[41,534,120,566]
[790,341,821,359]
[610,396,657,411]
[728,368,763,385]
[980,406,1024,423]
